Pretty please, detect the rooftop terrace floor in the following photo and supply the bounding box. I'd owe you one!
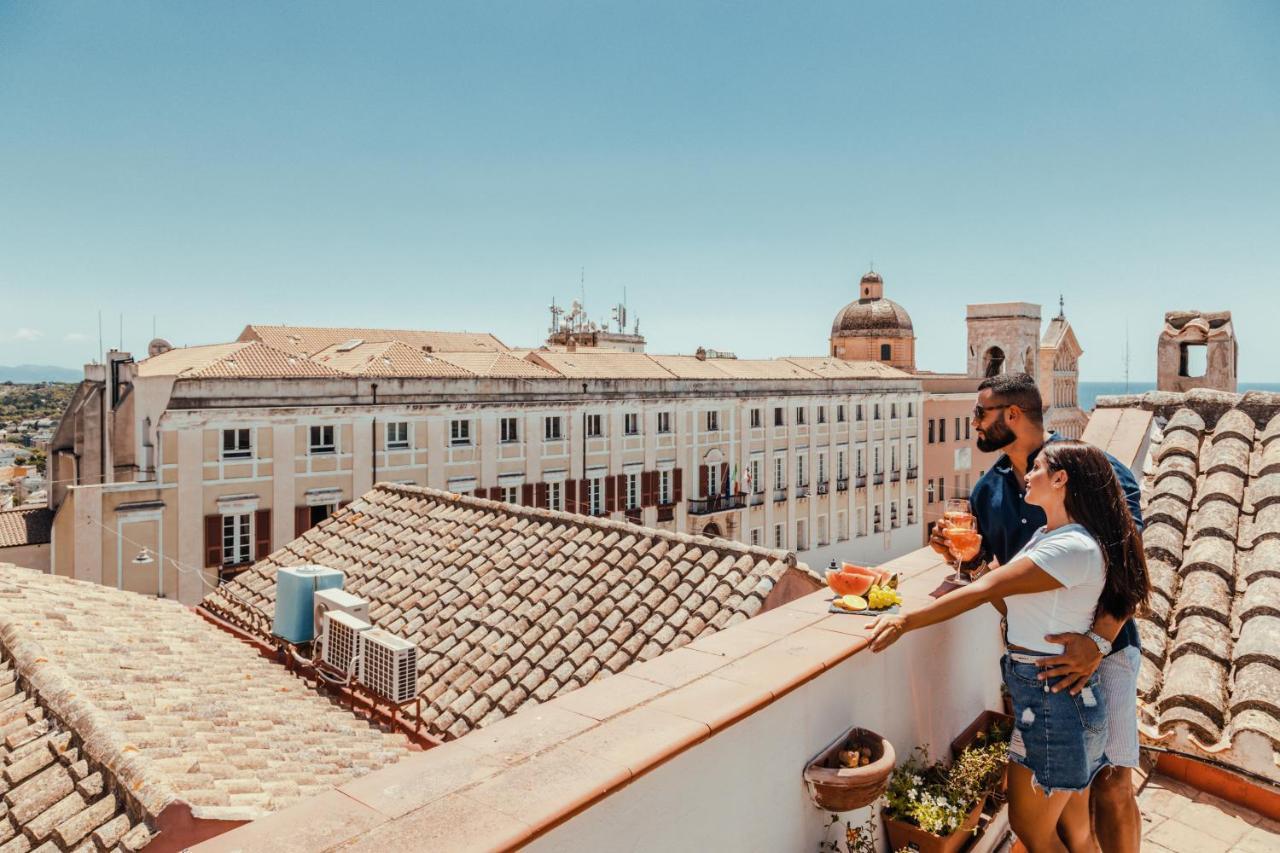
[1138,772,1277,853]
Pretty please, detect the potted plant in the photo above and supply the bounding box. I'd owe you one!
[804,725,896,812]
[881,748,984,853]
[950,710,1012,804]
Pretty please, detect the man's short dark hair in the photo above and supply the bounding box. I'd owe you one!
[978,372,1043,425]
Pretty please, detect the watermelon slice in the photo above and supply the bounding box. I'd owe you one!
[827,570,874,597]
[842,563,890,586]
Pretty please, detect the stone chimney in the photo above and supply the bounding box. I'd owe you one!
[1156,310,1237,393]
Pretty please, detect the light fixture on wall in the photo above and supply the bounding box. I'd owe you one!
[130,548,165,598]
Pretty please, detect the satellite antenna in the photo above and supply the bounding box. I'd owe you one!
[1123,324,1131,393]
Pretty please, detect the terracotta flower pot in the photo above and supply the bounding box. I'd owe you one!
[803,725,896,812]
[883,796,984,853]
[951,708,1013,803]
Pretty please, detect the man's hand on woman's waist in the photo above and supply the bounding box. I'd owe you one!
[1034,632,1102,695]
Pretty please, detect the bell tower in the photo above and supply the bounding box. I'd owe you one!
[965,303,1043,385]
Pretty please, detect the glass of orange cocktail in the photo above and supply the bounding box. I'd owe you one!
[941,499,981,585]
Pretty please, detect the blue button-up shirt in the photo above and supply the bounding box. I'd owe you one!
[969,434,1143,654]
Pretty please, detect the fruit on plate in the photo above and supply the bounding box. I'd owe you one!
[833,594,869,612]
[866,584,904,610]
[842,562,892,587]
[827,570,874,597]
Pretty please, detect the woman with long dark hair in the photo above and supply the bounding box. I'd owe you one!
[868,440,1149,853]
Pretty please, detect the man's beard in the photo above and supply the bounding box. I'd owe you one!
[976,416,1016,453]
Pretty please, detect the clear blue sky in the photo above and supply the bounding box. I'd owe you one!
[2,2,1277,380]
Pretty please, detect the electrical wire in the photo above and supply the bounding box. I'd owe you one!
[80,513,272,624]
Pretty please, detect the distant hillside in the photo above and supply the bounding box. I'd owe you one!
[0,365,81,383]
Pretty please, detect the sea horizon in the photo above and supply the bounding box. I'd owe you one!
[1079,381,1280,412]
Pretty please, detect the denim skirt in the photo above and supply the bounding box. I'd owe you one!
[1001,652,1110,794]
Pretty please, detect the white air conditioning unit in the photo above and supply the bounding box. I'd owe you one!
[322,611,371,676]
[358,628,418,704]
[313,588,370,643]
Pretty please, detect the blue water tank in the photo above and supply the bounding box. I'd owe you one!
[273,565,345,643]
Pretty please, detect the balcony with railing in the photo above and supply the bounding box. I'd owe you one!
[794,483,809,499]
[907,466,919,480]
[749,490,765,507]
[656,504,675,522]
[836,477,848,492]
[816,481,828,496]
[890,469,901,483]
[773,486,788,503]
[873,472,884,485]
[217,549,1005,853]
[687,493,747,515]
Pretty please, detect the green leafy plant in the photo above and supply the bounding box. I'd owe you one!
[948,740,1007,805]
[882,747,981,837]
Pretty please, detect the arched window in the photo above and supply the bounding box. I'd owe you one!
[880,343,892,361]
[983,346,1005,377]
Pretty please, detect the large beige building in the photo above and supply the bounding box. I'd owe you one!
[48,325,924,603]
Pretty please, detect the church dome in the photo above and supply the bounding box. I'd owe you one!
[830,272,914,337]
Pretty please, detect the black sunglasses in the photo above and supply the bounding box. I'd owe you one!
[973,404,1010,420]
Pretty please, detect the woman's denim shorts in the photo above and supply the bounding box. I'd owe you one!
[1001,652,1110,794]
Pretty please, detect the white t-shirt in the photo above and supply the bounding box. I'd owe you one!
[1004,523,1105,654]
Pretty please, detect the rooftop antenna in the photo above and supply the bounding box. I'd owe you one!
[97,310,103,364]
[1058,294,1065,319]
[580,266,586,310]
[1123,323,1131,393]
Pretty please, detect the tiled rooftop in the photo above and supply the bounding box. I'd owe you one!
[309,340,473,378]
[136,341,347,379]
[0,651,152,852]
[239,324,509,356]
[0,564,415,838]
[1094,389,1280,783]
[201,484,822,742]
[0,507,51,549]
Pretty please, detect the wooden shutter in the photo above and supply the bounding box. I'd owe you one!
[295,506,311,538]
[641,471,655,507]
[536,482,548,508]
[565,479,578,513]
[605,475,616,513]
[673,468,683,503]
[579,479,590,514]
[253,509,271,560]
[616,474,627,510]
[720,463,730,494]
[522,483,534,506]
[204,515,222,568]
[699,465,709,498]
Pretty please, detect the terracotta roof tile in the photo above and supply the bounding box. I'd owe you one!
[0,563,415,848]
[0,509,50,549]
[239,325,508,356]
[1102,392,1280,781]
[201,484,820,744]
[310,341,473,378]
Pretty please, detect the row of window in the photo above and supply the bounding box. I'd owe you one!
[219,403,920,459]
[483,470,677,515]
[924,473,978,504]
[927,417,971,444]
[748,498,918,548]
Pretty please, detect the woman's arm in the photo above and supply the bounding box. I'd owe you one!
[867,555,1063,651]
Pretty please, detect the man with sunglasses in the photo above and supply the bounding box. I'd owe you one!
[930,372,1144,853]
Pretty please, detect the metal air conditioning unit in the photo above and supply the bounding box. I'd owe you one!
[273,565,345,643]
[322,611,371,676]
[358,628,418,704]
[313,588,370,644]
